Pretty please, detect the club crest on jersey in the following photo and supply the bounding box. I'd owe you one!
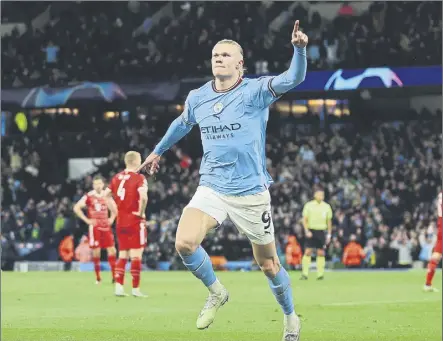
[213,102,224,114]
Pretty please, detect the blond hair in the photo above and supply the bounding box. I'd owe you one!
[124,151,140,167]
[215,39,247,76]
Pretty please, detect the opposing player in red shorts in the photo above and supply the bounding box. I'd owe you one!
[424,191,442,292]
[105,151,148,297]
[73,175,118,284]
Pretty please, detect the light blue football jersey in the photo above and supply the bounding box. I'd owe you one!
[182,77,281,196]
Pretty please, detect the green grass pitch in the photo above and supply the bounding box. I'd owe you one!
[2,270,442,341]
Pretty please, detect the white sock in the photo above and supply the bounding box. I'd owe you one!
[284,311,298,330]
[208,279,224,295]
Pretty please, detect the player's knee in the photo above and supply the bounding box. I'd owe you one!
[304,249,312,256]
[129,248,143,260]
[108,247,116,255]
[119,250,128,259]
[259,258,280,278]
[317,249,325,257]
[175,238,198,256]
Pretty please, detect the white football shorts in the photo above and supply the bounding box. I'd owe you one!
[186,186,275,245]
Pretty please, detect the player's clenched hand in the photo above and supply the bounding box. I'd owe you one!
[305,230,313,238]
[137,152,161,175]
[291,20,308,48]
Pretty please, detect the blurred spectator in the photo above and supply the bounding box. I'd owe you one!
[1,108,441,266]
[75,235,92,263]
[418,227,436,265]
[390,231,415,268]
[328,237,343,265]
[1,233,20,271]
[59,234,74,271]
[285,236,302,270]
[1,1,441,87]
[342,234,365,268]
[42,41,59,63]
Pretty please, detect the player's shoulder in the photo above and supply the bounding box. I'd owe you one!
[302,201,312,211]
[135,173,146,182]
[187,83,211,104]
[112,170,127,179]
[84,190,95,200]
[324,201,332,208]
[243,76,274,87]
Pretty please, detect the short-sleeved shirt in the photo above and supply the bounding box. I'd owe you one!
[109,170,147,228]
[78,191,110,230]
[178,76,283,196]
[302,200,333,230]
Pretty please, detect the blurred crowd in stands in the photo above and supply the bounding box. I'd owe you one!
[1,0,442,270]
[2,1,442,87]
[1,108,442,269]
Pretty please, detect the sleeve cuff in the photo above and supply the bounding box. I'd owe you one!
[268,77,281,98]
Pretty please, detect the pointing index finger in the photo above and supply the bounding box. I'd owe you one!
[293,20,299,34]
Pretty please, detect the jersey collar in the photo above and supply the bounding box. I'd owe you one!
[212,77,243,93]
[92,190,104,197]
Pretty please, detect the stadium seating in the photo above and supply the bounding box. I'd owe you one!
[2,109,441,266]
[1,1,441,87]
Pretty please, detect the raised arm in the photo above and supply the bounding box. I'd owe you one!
[271,20,308,96]
[248,20,308,109]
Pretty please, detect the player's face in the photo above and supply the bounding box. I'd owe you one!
[211,43,243,79]
[314,191,324,202]
[93,179,104,193]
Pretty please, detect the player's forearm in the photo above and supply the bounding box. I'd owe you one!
[271,46,307,94]
[108,209,117,223]
[153,116,193,155]
[73,206,89,224]
[327,221,332,236]
[107,199,118,222]
[302,217,309,231]
[138,195,148,217]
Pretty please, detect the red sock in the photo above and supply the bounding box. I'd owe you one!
[93,257,101,282]
[115,258,127,285]
[426,259,438,286]
[131,258,142,289]
[108,254,116,280]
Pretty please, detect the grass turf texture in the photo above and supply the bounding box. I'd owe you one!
[2,270,441,341]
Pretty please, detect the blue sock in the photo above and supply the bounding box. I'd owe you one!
[268,267,294,315]
[180,245,217,287]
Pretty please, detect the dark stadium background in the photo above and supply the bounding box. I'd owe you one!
[1,1,442,273]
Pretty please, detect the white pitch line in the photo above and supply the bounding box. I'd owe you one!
[322,298,441,307]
